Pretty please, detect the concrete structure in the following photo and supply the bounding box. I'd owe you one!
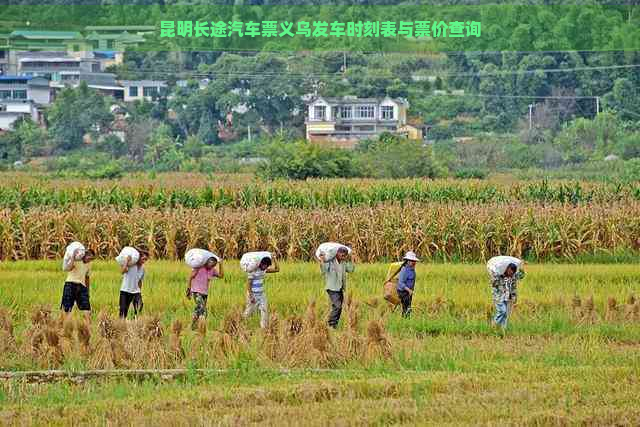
[0,100,39,131]
[305,96,413,146]
[16,51,100,79]
[0,75,52,105]
[50,72,125,100]
[120,80,168,102]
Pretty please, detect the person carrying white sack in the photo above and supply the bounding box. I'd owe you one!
[316,243,355,329]
[241,253,279,329]
[487,256,526,330]
[117,247,148,320]
[186,250,224,330]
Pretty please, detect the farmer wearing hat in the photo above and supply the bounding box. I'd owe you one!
[396,251,420,318]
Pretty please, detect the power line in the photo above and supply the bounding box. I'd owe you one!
[107,62,640,79]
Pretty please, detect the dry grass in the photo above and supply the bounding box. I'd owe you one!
[0,299,394,371]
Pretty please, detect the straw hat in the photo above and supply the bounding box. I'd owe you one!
[403,251,420,262]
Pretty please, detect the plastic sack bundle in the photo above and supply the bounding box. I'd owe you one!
[487,256,523,277]
[116,247,140,268]
[240,251,272,273]
[185,248,220,269]
[315,242,352,262]
[62,241,85,271]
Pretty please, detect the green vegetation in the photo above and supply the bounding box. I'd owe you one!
[2,261,640,424]
[3,175,640,210]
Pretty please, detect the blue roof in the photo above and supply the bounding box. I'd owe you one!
[0,75,32,81]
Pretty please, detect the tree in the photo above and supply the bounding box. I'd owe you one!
[168,84,222,145]
[603,78,640,121]
[12,117,49,158]
[125,118,157,163]
[143,124,184,171]
[47,83,113,151]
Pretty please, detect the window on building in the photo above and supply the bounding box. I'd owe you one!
[356,125,375,131]
[340,106,352,119]
[143,86,159,97]
[13,90,27,100]
[92,63,100,73]
[313,105,326,121]
[381,106,394,120]
[0,50,5,59]
[0,90,11,99]
[107,40,115,50]
[129,86,138,97]
[92,41,99,50]
[355,105,374,119]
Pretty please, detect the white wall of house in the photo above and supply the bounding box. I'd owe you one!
[0,102,38,130]
[0,113,23,130]
[308,98,332,121]
[122,82,166,102]
[379,99,399,121]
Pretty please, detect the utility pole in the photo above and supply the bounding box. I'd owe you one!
[343,51,347,74]
[596,97,600,115]
[247,125,251,142]
[528,104,533,130]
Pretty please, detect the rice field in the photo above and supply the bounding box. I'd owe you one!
[2,173,640,425]
[1,261,640,424]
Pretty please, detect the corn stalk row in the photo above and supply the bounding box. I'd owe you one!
[2,202,640,262]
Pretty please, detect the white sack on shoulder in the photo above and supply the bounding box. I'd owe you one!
[487,256,523,277]
[62,241,85,271]
[315,242,352,262]
[185,248,220,269]
[240,251,272,273]
[116,247,140,267]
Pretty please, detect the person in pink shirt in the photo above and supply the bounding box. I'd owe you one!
[187,257,224,330]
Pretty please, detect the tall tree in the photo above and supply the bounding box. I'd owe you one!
[47,83,113,151]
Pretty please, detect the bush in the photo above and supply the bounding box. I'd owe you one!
[454,168,488,179]
[258,140,360,180]
[621,158,640,182]
[358,134,446,179]
[86,162,125,179]
[44,151,129,179]
[616,133,640,160]
[95,134,127,158]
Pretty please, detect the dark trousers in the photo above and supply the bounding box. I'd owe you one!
[119,291,143,319]
[397,289,413,317]
[61,282,91,312]
[326,290,344,328]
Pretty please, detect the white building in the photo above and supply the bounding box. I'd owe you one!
[305,96,423,147]
[0,100,39,131]
[120,80,168,102]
